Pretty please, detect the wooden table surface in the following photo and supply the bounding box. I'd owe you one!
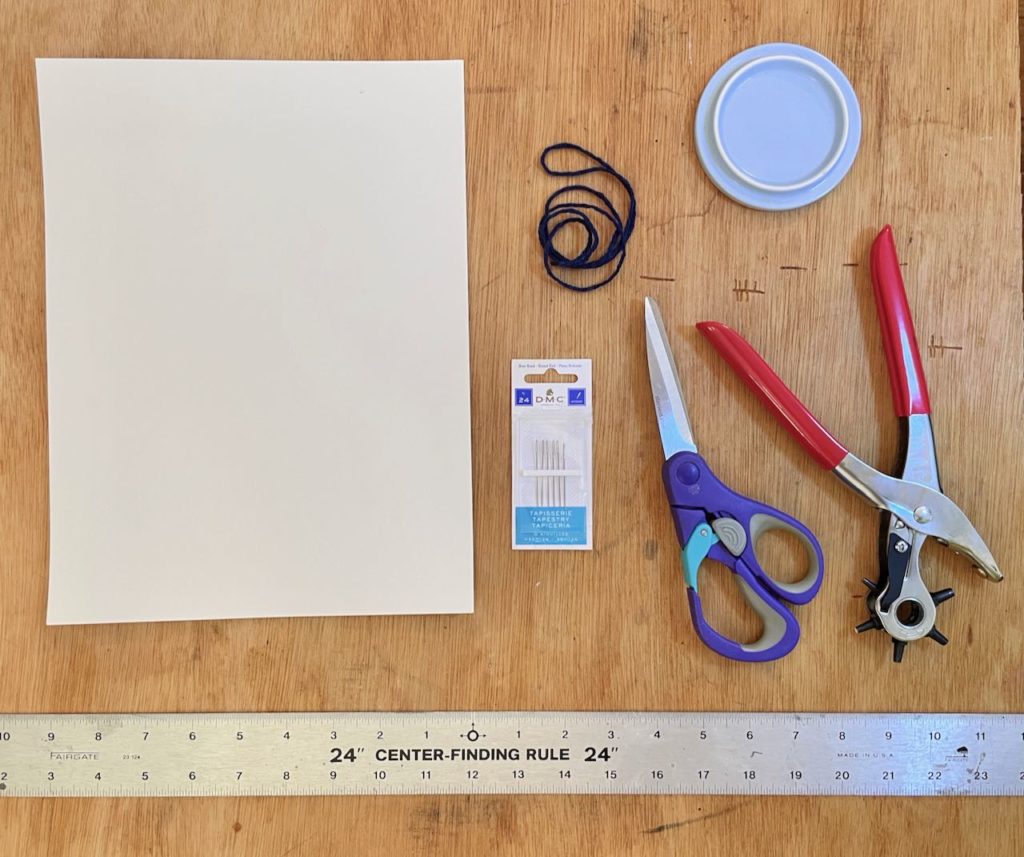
[1,0,1021,853]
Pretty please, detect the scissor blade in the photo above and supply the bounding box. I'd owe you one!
[644,297,697,459]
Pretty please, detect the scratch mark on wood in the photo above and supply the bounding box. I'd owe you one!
[644,539,659,559]
[640,275,676,282]
[842,262,859,267]
[647,198,714,229]
[779,265,808,271]
[645,803,745,834]
[733,279,764,301]
[928,334,963,357]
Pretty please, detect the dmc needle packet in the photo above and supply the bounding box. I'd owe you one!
[511,359,592,550]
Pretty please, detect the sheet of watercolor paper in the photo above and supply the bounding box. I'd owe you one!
[37,58,473,624]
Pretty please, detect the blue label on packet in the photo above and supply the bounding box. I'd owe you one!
[515,507,587,546]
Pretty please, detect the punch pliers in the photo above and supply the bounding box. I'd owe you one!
[697,225,1002,662]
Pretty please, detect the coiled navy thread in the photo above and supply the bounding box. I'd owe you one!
[537,143,636,292]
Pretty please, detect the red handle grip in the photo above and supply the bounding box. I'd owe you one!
[869,225,931,417]
[697,322,848,470]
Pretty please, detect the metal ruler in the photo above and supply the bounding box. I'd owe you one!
[0,712,1021,797]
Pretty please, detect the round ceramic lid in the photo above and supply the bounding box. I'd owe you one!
[694,43,861,211]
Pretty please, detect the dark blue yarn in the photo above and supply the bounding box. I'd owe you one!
[537,142,637,292]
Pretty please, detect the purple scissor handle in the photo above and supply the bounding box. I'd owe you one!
[645,297,824,663]
[664,449,824,662]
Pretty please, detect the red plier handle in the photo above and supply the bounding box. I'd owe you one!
[870,225,930,417]
[696,321,849,469]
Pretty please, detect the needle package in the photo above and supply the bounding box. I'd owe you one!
[511,359,593,550]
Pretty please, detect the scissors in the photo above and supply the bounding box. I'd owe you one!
[644,297,824,662]
[697,226,1003,662]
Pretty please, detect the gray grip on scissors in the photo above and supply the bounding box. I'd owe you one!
[736,577,791,654]
[711,518,748,556]
[748,512,821,597]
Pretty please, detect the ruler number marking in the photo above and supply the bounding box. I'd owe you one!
[329,747,360,763]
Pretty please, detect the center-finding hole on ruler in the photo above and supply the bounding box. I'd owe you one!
[524,367,579,384]
[895,600,924,627]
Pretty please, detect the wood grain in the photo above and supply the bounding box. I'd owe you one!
[1,0,1021,853]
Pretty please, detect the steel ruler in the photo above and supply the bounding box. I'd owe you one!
[0,711,1021,797]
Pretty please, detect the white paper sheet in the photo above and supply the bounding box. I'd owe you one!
[37,58,474,624]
